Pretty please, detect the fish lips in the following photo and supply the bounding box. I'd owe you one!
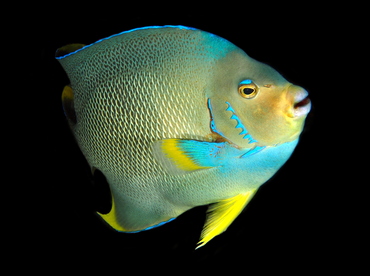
[287,86,311,118]
[293,91,311,117]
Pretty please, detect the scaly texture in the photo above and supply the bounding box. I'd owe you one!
[58,27,243,230]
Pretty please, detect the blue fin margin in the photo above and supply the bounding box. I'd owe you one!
[56,25,198,60]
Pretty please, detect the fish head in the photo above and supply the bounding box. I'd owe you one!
[208,49,311,148]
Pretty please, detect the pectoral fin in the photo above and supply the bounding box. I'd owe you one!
[153,138,241,174]
[196,189,257,249]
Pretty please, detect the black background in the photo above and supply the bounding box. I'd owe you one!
[13,4,362,273]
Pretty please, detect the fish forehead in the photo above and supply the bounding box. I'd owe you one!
[214,49,287,88]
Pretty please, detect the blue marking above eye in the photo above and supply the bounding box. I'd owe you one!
[240,79,253,85]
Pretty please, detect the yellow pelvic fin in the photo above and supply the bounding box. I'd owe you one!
[98,196,129,232]
[196,189,257,249]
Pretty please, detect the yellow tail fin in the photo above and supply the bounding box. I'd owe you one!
[196,190,257,249]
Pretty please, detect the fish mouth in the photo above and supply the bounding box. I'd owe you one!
[292,92,311,118]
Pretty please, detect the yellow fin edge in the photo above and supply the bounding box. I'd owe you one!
[196,189,257,249]
[98,195,176,233]
[98,197,129,232]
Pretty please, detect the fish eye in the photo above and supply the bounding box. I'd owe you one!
[238,80,258,99]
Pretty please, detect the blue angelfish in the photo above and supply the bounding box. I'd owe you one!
[56,26,311,248]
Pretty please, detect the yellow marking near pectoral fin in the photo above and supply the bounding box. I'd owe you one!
[98,195,128,232]
[196,189,257,249]
[159,139,212,171]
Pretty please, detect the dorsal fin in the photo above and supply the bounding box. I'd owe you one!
[196,189,257,249]
[55,43,86,59]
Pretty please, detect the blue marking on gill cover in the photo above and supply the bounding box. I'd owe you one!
[225,102,258,144]
[56,25,198,60]
[240,146,266,158]
[207,98,227,139]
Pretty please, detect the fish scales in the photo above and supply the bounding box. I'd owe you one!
[64,29,231,203]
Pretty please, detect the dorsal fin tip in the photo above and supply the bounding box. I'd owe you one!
[55,43,86,59]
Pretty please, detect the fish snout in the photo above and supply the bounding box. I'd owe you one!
[287,85,311,118]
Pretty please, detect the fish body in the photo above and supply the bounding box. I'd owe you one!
[56,26,311,248]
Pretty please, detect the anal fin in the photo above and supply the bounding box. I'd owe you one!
[98,193,175,233]
[196,189,257,249]
[98,195,129,232]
